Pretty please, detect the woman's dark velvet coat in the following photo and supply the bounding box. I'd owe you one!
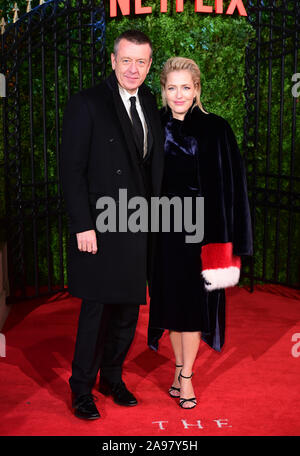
[158,106,253,254]
[147,106,253,351]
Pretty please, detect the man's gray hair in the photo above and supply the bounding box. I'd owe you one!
[113,29,153,57]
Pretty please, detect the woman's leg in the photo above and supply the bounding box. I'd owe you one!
[169,330,183,395]
[180,331,201,408]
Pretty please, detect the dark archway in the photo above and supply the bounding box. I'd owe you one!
[1,0,106,299]
[244,0,300,290]
[1,1,299,300]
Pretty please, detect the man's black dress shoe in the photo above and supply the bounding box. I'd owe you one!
[99,379,138,407]
[72,393,100,420]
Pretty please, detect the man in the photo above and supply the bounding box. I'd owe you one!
[60,30,164,420]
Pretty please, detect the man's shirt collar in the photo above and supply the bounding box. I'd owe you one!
[118,84,139,102]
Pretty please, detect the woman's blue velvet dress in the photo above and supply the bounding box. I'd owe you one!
[148,114,226,352]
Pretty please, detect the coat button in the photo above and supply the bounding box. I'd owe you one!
[116,169,122,175]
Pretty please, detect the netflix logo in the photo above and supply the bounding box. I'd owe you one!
[109,0,247,18]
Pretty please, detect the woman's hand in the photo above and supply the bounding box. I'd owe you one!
[76,230,98,254]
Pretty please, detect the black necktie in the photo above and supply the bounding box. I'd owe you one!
[129,96,144,158]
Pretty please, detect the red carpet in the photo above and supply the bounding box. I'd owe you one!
[0,285,300,436]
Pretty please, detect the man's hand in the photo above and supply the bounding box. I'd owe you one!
[76,230,98,254]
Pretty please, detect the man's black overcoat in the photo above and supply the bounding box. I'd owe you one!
[60,72,164,303]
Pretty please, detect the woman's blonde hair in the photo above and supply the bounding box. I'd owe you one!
[160,57,208,114]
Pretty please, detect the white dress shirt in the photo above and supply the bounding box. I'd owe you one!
[118,84,148,157]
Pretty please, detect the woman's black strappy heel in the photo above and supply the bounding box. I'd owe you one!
[168,364,183,398]
[178,370,197,409]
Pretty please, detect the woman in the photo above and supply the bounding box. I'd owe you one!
[148,57,253,409]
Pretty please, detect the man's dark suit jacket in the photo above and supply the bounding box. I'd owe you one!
[60,71,164,303]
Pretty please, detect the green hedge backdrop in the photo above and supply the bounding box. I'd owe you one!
[0,1,299,291]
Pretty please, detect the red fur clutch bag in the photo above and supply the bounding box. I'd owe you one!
[201,242,241,291]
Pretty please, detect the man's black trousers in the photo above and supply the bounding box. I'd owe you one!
[69,300,140,396]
